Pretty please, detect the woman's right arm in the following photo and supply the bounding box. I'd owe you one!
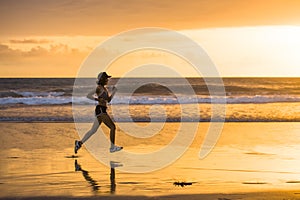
[86,89,96,101]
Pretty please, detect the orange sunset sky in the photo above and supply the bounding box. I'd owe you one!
[0,0,300,77]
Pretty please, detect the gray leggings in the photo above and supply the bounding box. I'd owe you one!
[81,114,116,146]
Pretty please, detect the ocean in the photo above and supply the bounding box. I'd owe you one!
[0,78,300,122]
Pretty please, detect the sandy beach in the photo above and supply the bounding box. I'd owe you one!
[1,122,300,199]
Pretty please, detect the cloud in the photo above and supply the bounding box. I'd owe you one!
[0,42,88,77]
[0,44,11,51]
[0,44,22,59]
[0,35,106,61]
[0,43,85,57]
[9,39,52,44]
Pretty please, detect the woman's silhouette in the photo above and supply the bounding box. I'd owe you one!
[74,72,123,154]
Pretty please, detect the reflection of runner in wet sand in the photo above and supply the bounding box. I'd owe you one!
[110,167,116,194]
[74,72,123,154]
[109,161,121,194]
[75,160,100,193]
[75,159,122,194]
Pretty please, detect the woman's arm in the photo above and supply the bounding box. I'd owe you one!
[86,89,97,101]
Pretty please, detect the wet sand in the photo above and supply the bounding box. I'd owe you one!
[0,122,300,199]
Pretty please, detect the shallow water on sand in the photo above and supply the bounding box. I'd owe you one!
[0,122,300,197]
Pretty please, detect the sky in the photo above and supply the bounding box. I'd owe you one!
[0,0,300,77]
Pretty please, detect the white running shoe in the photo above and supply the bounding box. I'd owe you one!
[110,145,123,153]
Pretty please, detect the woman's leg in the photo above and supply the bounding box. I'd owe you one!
[81,117,102,143]
[100,114,116,147]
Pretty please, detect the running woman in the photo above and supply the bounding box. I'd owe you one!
[74,72,123,154]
